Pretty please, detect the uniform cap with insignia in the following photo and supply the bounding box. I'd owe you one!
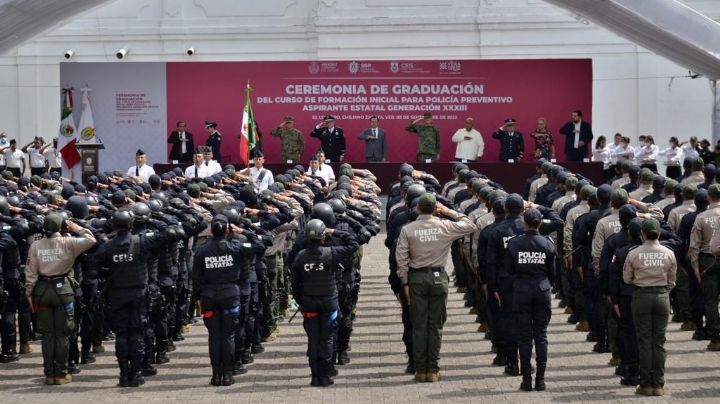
[418,193,437,210]
[610,188,629,206]
[186,183,201,198]
[652,175,666,189]
[523,207,542,226]
[641,217,661,234]
[618,205,638,228]
[708,183,720,199]
[205,121,217,128]
[683,183,698,199]
[323,115,336,122]
[423,112,432,119]
[43,212,64,234]
[580,185,596,200]
[639,168,655,182]
[136,149,146,156]
[492,197,506,214]
[505,193,524,209]
[284,116,294,123]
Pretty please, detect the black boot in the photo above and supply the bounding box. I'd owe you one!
[337,351,350,365]
[620,364,639,386]
[520,366,533,391]
[232,360,247,375]
[118,360,131,387]
[241,350,254,364]
[222,366,235,386]
[80,346,96,364]
[504,362,520,376]
[141,360,157,377]
[311,374,320,387]
[167,339,176,352]
[251,343,264,354]
[210,366,222,386]
[319,374,334,387]
[67,360,81,374]
[535,363,546,391]
[129,362,146,387]
[405,358,415,374]
[155,351,170,365]
[492,352,507,366]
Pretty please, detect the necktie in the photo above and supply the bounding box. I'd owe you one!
[312,170,316,176]
[372,128,376,138]
[195,166,198,178]
[205,161,209,166]
[136,166,139,176]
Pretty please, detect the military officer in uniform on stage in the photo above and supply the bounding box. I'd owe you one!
[492,119,525,162]
[310,116,346,163]
[405,112,441,163]
[205,121,223,164]
[270,116,305,163]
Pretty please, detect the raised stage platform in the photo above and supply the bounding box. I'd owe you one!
[154,161,604,195]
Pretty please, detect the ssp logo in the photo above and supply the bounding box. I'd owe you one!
[80,127,95,141]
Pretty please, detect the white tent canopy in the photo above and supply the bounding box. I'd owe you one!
[543,0,720,140]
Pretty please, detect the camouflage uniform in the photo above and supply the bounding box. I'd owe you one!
[270,127,305,162]
[405,123,440,162]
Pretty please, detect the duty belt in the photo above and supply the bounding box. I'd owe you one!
[38,274,69,282]
[409,267,444,272]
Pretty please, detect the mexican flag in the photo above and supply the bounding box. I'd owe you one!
[76,87,102,145]
[58,88,80,169]
[240,82,257,167]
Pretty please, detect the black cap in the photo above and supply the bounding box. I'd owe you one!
[505,193,524,209]
[205,121,217,128]
[212,214,229,227]
[504,118,516,125]
[136,149,146,156]
[523,208,542,226]
[492,197,506,214]
[323,115,336,121]
[618,205,637,228]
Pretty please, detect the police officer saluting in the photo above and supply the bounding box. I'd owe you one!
[25,213,96,385]
[291,219,359,387]
[505,208,556,392]
[95,209,170,387]
[193,214,253,386]
[623,218,677,396]
[395,193,476,382]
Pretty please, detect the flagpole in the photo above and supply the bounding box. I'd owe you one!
[245,81,253,166]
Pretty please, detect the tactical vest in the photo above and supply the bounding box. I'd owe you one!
[199,240,241,285]
[108,235,146,289]
[297,247,336,296]
[2,242,20,280]
[136,229,158,283]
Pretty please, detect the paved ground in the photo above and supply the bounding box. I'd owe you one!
[2,234,720,403]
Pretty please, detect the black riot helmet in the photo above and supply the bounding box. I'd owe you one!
[6,195,20,207]
[222,207,242,226]
[131,202,150,224]
[405,183,425,204]
[306,218,326,240]
[150,191,168,207]
[66,195,89,220]
[311,202,335,227]
[0,196,8,215]
[112,209,134,232]
[327,198,346,215]
[146,198,162,212]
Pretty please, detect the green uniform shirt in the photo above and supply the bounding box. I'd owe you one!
[405,123,440,156]
[270,127,305,161]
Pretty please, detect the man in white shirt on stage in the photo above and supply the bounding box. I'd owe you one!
[451,117,484,162]
[22,137,47,176]
[127,149,156,182]
[185,148,212,178]
[202,146,222,175]
[0,139,25,178]
[41,137,63,175]
[307,155,331,186]
[245,151,274,191]
[315,151,335,184]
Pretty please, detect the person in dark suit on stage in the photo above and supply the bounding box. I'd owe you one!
[559,110,593,162]
[310,115,345,163]
[205,121,223,164]
[167,120,194,163]
[357,115,386,162]
[492,118,525,162]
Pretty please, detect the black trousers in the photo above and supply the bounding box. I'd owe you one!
[30,167,47,176]
[0,278,21,354]
[301,295,338,378]
[109,288,147,367]
[514,278,552,368]
[617,295,639,365]
[666,166,682,181]
[201,286,240,369]
[7,167,21,178]
[497,276,518,366]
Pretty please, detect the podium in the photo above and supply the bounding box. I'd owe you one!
[76,143,105,184]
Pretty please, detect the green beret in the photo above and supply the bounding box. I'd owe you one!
[664,179,678,195]
[639,168,655,182]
